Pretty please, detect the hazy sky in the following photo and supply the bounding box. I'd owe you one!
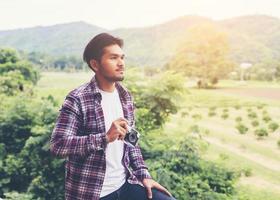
[0,0,279,30]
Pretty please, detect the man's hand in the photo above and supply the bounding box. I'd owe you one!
[106,118,128,143]
[142,178,172,199]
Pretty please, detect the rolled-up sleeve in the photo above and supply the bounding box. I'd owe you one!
[50,95,107,158]
[129,145,152,181]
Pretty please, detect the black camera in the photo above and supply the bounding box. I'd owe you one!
[124,128,140,147]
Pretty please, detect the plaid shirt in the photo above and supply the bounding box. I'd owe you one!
[50,76,151,200]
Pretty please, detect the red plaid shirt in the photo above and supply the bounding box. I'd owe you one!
[50,76,151,200]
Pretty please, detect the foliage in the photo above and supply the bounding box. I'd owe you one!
[3,191,33,200]
[148,139,238,200]
[262,115,272,123]
[125,69,186,133]
[242,168,253,177]
[251,120,259,127]
[236,123,249,134]
[0,48,39,95]
[254,128,268,138]
[221,113,229,120]
[166,23,235,88]
[208,111,216,117]
[268,122,279,132]
[0,94,65,199]
[235,116,242,122]
[247,111,257,119]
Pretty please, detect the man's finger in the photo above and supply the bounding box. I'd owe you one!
[117,126,126,134]
[118,120,128,130]
[145,186,153,199]
[116,117,128,123]
[117,126,127,140]
[154,183,172,197]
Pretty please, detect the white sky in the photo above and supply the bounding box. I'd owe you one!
[0,0,279,30]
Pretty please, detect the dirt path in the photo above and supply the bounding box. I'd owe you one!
[215,88,280,100]
[203,136,280,172]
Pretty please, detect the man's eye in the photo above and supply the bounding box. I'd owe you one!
[111,57,117,59]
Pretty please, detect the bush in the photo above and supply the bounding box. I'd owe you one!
[255,128,268,138]
[181,111,189,118]
[234,105,241,110]
[251,120,259,127]
[242,168,253,177]
[262,115,271,123]
[208,111,216,117]
[222,108,229,113]
[262,110,268,115]
[277,140,280,149]
[247,112,257,119]
[247,108,252,112]
[236,123,249,134]
[235,116,242,122]
[209,106,216,111]
[0,96,64,199]
[257,104,265,110]
[149,139,238,200]
[3,191,32,200]
[192,114,202,120]
[221,113,229,120]
[268,122,279,132]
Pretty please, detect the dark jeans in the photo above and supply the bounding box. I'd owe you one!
[100,181,176,200]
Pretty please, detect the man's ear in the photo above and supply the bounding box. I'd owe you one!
[90,59,99,72]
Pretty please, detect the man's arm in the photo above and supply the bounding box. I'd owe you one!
[128,145,152,180]
[50,95,107,158]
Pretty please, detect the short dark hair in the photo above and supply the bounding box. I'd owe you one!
[83,33,123,69]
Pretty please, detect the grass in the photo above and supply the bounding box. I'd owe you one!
[166,84,280,199]
[35,71,92,103]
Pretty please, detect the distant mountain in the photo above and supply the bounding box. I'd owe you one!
[220,15,280,63]
[0,15,280,67]
[0,21,107,57]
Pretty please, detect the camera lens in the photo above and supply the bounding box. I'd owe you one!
[129,132,137,143]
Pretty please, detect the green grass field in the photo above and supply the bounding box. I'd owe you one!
[36,72,280,200]
[167,80,280,200]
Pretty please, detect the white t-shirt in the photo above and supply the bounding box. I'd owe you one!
[99,88,127,198]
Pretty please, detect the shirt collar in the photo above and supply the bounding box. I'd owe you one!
[90,75,131,103]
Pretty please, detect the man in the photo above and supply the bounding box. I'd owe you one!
[50,33,176,200]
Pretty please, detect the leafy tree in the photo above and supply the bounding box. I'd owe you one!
[0,48,39,95]
[0,48,20,64]
[0,95,64,199]
[125,69,186,132]
[166,23,235,88]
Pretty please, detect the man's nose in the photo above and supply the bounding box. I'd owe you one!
[118,58,125,66]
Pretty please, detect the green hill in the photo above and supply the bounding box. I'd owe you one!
[0,15,280,67]
[0,21,106,57]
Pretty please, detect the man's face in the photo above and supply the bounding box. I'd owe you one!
[95,44,125,82]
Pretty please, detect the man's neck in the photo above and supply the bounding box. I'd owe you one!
[95,75,116,92]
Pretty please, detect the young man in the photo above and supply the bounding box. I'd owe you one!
[50,33,176,200]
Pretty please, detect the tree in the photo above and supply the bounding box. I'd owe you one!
[0,48,39,95]
[166,23,235,88]
[124,68,186,133]
[0,48,19,64]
